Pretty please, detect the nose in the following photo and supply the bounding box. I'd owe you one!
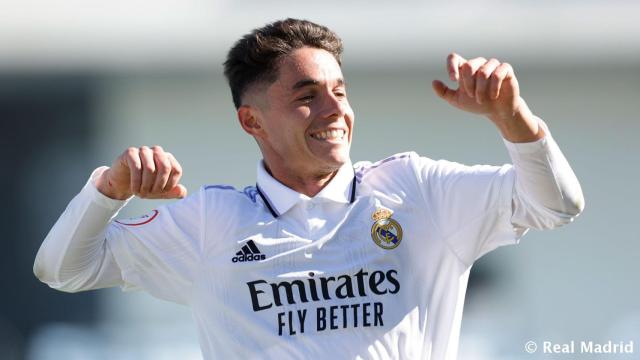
[319,91,346,120]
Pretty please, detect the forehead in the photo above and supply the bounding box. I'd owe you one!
[273,47,343,90]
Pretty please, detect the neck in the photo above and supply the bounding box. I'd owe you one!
[263,160,341,197]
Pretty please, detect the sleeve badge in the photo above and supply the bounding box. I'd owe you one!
[114,209,159,226]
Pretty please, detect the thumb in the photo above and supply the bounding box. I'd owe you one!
[163,184,188,199]
[432,80,456,102]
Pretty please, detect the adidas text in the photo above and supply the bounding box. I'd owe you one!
[231,240,266,263]
[232,253,266,263]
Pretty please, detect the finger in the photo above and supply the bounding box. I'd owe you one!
[138,146,156,197]
[151,146,172,194]
[163,152,183,193]
[124,147,142,195]
[162,153,186,199]
[460,57,487,98]
[432,80,457,103]
[475,58,501,104]
[162,184,188,199]
[489,62,514,100]
[447,52,466,81]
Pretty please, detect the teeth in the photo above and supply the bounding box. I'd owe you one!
[312,129,345,140]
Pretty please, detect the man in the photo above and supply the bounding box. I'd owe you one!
[34,18,584,359]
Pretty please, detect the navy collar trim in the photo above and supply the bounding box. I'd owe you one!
[255,184,279,218]
[257,173,357,219]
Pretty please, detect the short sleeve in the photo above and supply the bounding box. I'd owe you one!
[105,187,204,305]
[411,153,528,266]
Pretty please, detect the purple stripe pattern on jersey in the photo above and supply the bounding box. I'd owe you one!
[355,153,411,183]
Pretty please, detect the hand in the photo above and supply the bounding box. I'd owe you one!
[96,146,187,200]
[432,53,544,142]
[432,53,525,121]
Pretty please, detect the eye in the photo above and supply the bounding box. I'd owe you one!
[297,95,315,103]
[334,89,346,98]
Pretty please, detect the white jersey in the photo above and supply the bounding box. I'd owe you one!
[34,126,584,359]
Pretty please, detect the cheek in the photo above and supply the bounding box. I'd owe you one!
[296,106,313,120]
[290,107,313,134]
[346,108,355,129]
[271,109,312,146]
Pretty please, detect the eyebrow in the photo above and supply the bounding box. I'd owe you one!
[291,78,345,91]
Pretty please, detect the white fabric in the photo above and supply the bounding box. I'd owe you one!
[34,123,584,360]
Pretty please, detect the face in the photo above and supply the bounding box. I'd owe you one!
[241,47,355,178]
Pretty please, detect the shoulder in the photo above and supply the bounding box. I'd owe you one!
[354,151,442,183]
[354,152,418,181]
[352,152,434,196]
[353,151,511,187]
[159,184,258,216]
[202,184,259,204]
[201,184,263,220]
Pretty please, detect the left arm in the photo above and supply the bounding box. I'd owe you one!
[432,53,584,227]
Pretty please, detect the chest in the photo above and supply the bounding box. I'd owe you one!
[210,194,433,277]
[193,192,464,347]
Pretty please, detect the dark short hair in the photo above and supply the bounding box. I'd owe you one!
[223,18,344,109]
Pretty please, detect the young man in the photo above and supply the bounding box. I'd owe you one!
[34,18,584,359]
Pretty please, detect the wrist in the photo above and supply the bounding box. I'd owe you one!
[95,168,132,200]
[486,96,527,124]
[488,98,545,143]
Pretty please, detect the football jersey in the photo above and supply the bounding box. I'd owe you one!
[105,151,528,359]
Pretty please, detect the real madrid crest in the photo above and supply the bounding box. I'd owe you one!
[370,207,403,250]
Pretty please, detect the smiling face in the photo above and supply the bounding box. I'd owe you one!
[239,47,355,184]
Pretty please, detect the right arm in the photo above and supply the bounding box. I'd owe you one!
[33,146,187,292]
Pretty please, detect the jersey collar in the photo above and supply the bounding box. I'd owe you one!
[255,160,356,218]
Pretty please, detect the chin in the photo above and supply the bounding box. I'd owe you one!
[318,151,350,169]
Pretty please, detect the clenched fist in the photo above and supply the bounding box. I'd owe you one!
[96,146,187,200]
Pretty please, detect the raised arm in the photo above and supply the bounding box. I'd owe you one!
[96,145,187,200]
[431,53,584,228]
[34,146,187,292]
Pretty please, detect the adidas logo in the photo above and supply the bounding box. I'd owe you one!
[231,240,266,263]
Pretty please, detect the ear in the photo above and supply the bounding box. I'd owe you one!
[237,105,265,138]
